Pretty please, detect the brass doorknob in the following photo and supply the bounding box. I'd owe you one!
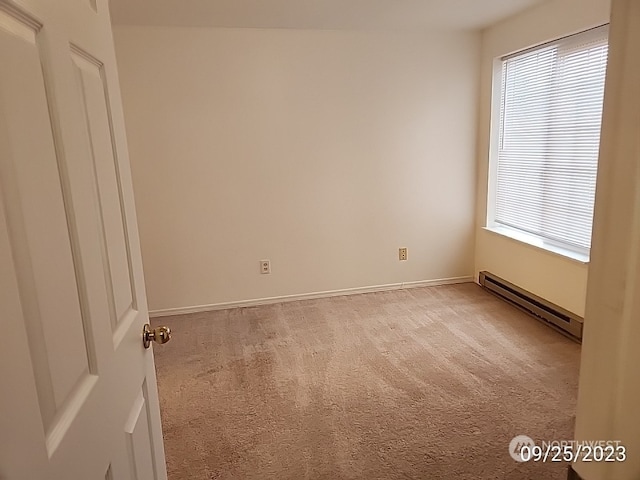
[143,324,171,348]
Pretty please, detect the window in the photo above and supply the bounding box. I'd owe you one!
[489,26,609,258]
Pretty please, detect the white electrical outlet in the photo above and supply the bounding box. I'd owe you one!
[260,260,271,274]
[399,248,408,261]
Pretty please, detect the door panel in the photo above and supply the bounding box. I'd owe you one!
[125,384,157,480]
[0,5,96,433]
[71,46,137,331]
[0,0,168,478]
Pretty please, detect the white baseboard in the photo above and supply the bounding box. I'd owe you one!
[148,276,474,318]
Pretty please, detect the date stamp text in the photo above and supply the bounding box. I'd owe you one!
[509,435,626,463]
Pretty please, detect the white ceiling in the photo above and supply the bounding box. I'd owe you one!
[109,0,546,31]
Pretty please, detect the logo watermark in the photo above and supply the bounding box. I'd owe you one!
[508,436,626,463]
[509,435,535,462]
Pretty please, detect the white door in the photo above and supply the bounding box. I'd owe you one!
[0,0,168,479]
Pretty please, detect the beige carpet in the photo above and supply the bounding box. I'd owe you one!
[152,283,580,480]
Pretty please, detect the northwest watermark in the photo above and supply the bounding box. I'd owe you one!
[509,436,626,463]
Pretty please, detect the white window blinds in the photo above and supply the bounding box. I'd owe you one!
[494,26,609,252]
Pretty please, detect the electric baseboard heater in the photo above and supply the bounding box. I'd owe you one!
[478,271,583,342]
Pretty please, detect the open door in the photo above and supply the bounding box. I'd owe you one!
[0,0,168,478]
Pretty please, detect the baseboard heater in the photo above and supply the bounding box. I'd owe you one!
[478,271,583,342]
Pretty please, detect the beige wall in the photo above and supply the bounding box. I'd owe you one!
[114,27,479,313]
[474,0,611,317]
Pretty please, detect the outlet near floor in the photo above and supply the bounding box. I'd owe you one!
[260,260,271,274]
[399,248,407,261]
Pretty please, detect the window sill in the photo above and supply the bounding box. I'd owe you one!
[483,226,590,265]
